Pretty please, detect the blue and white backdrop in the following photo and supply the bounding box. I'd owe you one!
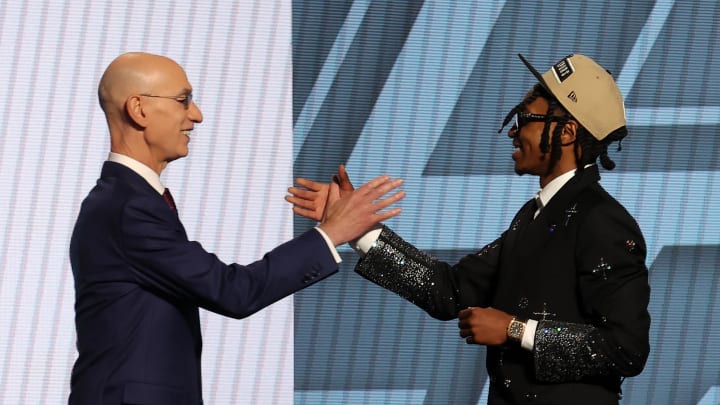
[0,1,718,404]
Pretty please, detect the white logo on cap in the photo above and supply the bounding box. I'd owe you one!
[552,58,574,82]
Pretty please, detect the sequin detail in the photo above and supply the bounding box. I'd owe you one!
[534,321,614,382]
[477,241,500,257]
[626,239,637,252]
[355,227,440,312]
[592,257,613,280]
[563,203,579,226]
[518,297,529,309]
[533,302,556,321]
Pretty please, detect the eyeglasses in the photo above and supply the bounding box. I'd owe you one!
[140,93,193,109]
[514,112,562,130]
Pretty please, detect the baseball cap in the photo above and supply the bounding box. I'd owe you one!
[518,53,626,141]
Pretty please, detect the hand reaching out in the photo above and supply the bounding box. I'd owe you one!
[286,164,356,221]
[317,173,404,246]
[285,178,329,221]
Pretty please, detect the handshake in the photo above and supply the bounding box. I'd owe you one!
[285,165,405,247]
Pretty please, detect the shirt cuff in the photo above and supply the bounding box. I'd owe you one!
[314,227,342,263]
[521,319,538,351]
[349,226,383,257]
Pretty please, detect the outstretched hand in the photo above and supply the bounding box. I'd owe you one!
[458,307,514,346]
[286,164,355,221]
[317,173,404,246]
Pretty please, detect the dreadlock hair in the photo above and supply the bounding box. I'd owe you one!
[498,84,626,173]
[499,84,568,174]
[574,123,626,171]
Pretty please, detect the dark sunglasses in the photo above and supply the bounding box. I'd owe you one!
[514,112,563,129]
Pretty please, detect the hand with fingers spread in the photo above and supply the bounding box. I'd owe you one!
[286,164,355,221]
[458,307,514,346]
[317,174,404,246]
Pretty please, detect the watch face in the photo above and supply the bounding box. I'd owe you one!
[509,320,525,340]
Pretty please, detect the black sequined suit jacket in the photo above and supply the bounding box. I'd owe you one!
[355,165,650,405]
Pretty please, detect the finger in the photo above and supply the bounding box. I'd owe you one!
[372,190,406,212]
[295,178,326,191]
[288,187,323,200]
[459,328,470,338]
[465,336,475,344]
[285,196,318,210]
[327,181,341,205]
[292,206,322,221]
[373,207,402,223]
[458,308,471,319]
[357,175,392,194]
[368,178,404,199]
[338,164,355,191]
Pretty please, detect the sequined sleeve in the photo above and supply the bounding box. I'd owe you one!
[355,226,501,319]
[355,226,442,315]
[534,321,615,382]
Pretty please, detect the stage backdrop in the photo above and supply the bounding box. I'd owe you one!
[1,1,719,405]
[0,1,296,404]
[292,1,720,405]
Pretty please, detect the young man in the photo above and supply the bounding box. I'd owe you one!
[288,54,650,404]
[69,52,405,405]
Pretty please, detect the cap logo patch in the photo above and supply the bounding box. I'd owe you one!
[567,91,577,103]
[551,58,574,82]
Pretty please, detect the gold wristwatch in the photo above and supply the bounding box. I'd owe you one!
[507,317,526,342]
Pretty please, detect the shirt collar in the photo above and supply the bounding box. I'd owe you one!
[536,164,594,208]
[107,152,165,195]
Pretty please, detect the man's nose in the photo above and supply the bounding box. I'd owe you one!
[188,101,203,123]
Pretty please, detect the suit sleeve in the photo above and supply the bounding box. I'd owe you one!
[533,202,651,381]
[120,194,338,318]
[355,226,502,320]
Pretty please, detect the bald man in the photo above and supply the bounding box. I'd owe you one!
[68,52,405,405]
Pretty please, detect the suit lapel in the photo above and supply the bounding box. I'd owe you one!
[505,166,601,259]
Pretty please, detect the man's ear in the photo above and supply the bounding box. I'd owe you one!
[125,95,148,128]
[560,119,578,146]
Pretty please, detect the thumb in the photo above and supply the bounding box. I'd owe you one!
[322,181,341,222]
[338,164,355,192]
[328,181,340,201]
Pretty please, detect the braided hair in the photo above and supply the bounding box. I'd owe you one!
[499,84,626,172]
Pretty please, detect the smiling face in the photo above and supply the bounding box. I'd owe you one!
[507,93,579,186]
[140,60,203,166]
[100,52,205,174]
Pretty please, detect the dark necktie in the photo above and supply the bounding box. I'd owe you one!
[163,188,177,211]
[533,193,543,220]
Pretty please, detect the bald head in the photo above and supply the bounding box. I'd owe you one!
[98,52,186,118]
[97,52,202,174]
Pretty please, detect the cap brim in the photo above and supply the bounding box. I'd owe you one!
[518,54,551,93]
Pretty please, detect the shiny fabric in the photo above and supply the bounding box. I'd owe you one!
[356,165,650,404]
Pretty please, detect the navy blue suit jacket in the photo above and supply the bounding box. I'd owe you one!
[69,161,337,405]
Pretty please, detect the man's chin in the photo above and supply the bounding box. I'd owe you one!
[167,152,188,163]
